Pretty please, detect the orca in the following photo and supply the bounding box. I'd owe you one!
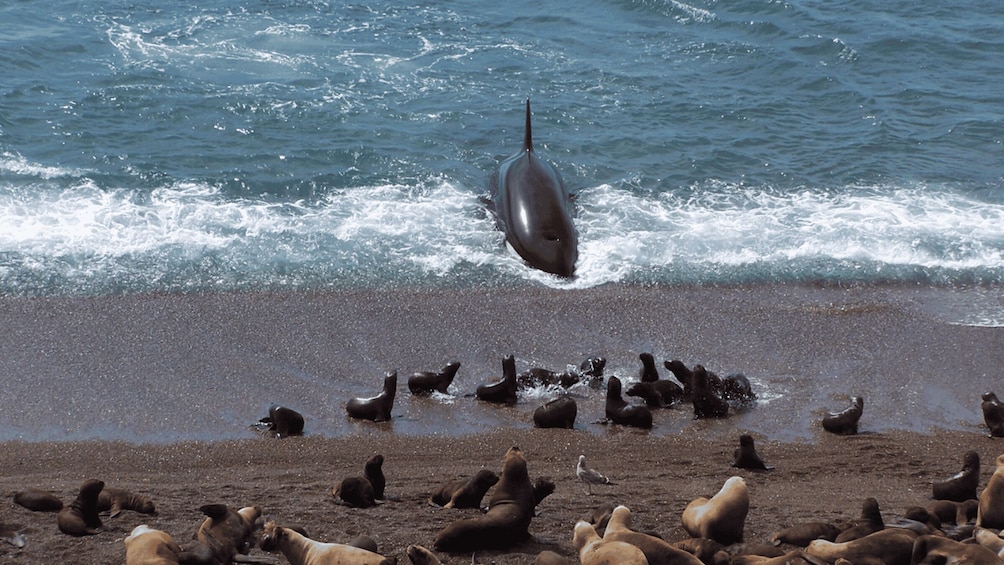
[489,99,578,277]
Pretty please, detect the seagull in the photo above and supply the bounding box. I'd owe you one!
[576,455,616,495]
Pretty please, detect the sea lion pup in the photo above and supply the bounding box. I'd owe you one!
[532,477,556,509]
[605,376,654,429]
[805,528,918,565]
[927,499,978,526]
[408,362,461,395]
[639,352,661,382]
[573,520,649,565]
[433,446,536,552]
[534,550,575,565]
[407,544,443,565]
[97,487,156,518]
[604,505,705,565]
[682,476,749,545]
[476,355,519,406]
[181,504,262,565]
[672,538,731,565]
[720,373,757,406]
[57,478,104,536]
[627,380,684,408]
[834,497,885,543]
[346,371,397,422]
[429,470,499,508]
[933,451,980,502]
[977,454,1004,529]
[13,488,63,512]
[982,392,1004,437]
[912,533,1004,565]
[258,404,305,438]
[124,524,183,565]
[770,521,842,547]
[822,396,864,435]
[589,503,617,535]
[665,359,695,398]
[365,454,386,500]
[732,434,774,471]
[260,520,397,565]
[691,365,729,419]
[533,395,577,429]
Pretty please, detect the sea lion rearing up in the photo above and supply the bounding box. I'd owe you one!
[982,392,1004,437]
[433,446,536,552]
[821,396,864,435]
[605,376,653,429]
[977,454,1004,529]
[691,365,729,419]
[429,469,500,509]
[346,371,397,422]
[408,362,461,395]
[732,435,773,471]
[57,478,104,536]
[682,476,750,546]
[476,355,519,406]
[933,451,980,502]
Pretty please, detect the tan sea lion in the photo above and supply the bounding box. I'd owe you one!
[573,520,648,565]
[475,355,519,406]
[346,371,397,422]
[604,505,705,565]
[973,527,1004,558]
[408,362,461,395]
[730,550,823,565]
[770,522,842,547]
[260,520,396,565]
[98,487,156,517]
[181,504,261,565]
[57,478,104,536]
[805,528,918,565]
[834,497,884,543]
[977,454,1004,529]
[933,451,980,502]
[433,446,536,552]
[821,396,864,435]
[429,469,499,509]
[13,488,63,512]
[407,544,443,565]
[682,476,750,545]
[534,550,575,565]
[124,524,182,565]
[912,534,1003,565]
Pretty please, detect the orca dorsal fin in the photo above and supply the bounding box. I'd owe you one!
[523,98,533,152]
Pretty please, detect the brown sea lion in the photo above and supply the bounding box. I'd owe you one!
[365,454,386,500]
[124,524,182,565]
[573,520,648,565]
[977,454,1004,529]
[13,488,63,512]
[912,533,1004,565]
[589,503,617,535]
[346,371,397,422]
[430,470,499,509]
[476,355,519,406]
[822,396,864,435]
[639,352,660,382]
[98,487,156,517]
[665,359,695,399]
[407,544,443,565]
[770,522,842,547]
[333,476,377,508]
[805,528,918,565]
[532,477,556,509]
[732,434,773,470]
[433,446,536,552]
[181,504,261,565]
[927,499,978,526]
[57,478,104,536]
[533,395,577,429]
[408,362,461,395]
[604,505,705,565]
[691,365,729,419]
[260,520,396,565]
[672,537,731,565]
[981,392,1004,437]
[720,373,757,406]
[258,405,305,438]
[605,376,653,429]
[933,451,980,502]
[834,497,884,543]
[682,476,749,545]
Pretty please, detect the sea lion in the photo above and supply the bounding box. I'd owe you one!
[977,454,1004,528]
[821,396,864,435]
[182,504,262,565]
[258,405,305,438]
[834,497,884,543]
[408,362,461,395]
[732,434,773,471]
[533,395,577,429]
[13,488,63,512]
[729,550,823,565]
[682,476,749,545]
[532,477,556,508]
[57,478,104,536]
[665,359,695,399]
[407,544,443,565]
[927,499,978,526]
[912,534,1003,565]
[365,454,386,500]
[691,365,729,419]
[124,524,182,565]
[604,505,706,565]
[260,520,396,565]
[805,528,918,565]
[476,355,519,406]
[605,376,653,429]
[534,550,575,565]
[973,527,1004,558]
[433,446,536,552]
[346,371,397,422]
[770,522,842,547]
[98,487,156,517]
[933,451,980,502]
[334,476,377,508]
[488,98,577,277]
[573,520,648,565]
[672,537,731,565]
[627,380,684,408]
[982,392,1004,437]
[720,373,757,406]
[518,357,606,389]
[639,352,660,382]
[429,470,499,509]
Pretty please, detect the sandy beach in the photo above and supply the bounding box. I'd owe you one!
[1,284,1003,563]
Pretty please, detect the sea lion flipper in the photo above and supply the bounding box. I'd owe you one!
[109,501,123,518]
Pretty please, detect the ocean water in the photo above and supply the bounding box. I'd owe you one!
[1,0,1002,298]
